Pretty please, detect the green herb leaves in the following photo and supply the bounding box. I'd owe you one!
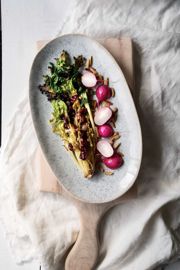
[43,51,85,94]
[39,51,97,178]
[51,100,68,117]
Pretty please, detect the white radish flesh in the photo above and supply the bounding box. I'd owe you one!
[97,140,114,157]
[81,71,97,88]
[94,107,112,126]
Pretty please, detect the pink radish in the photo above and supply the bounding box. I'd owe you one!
[98,124,113,137]
[96,85,112,102]
[97,140,114,158]
[94,107,112,126]
[81,71,97,87]
[103,153,123,169]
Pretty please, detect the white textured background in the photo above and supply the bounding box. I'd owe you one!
[1,0,180,269]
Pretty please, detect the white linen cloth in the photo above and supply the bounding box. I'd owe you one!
[1,1,180,269]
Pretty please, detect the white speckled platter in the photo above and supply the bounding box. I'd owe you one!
[29,34,142,203]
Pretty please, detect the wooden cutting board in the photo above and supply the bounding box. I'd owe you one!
[36,37,137,270]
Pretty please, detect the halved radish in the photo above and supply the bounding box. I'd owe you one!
[103,153,123,169]
[98,124,113,137]
[81,71,97,87]
[97,140,114,158]
[96,85,111,102]
[94,107,112,126]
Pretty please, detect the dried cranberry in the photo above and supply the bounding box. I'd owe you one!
[60,93,69,102]
[80,108,87,114]
[70,95,78,103]
[64,117,68,124]
[68,143,73,151]
[80,151,87,160]
[80,115,86,123]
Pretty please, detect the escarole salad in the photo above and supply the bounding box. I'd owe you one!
[39,50,124,179]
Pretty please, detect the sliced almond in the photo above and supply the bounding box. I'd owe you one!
[89,56,93,66]
[111,88,115,97]
[109,133,120,144]
[85,59,91,68]
[104,170,114,176]
[111,119,116,128]
[104,77,109,86]
[111,107,118,113]
[113,142,121,150]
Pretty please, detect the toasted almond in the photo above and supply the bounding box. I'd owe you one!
[104,170,114,176]
[88,59,91,67]
[114,132,120,136]
[89,67,97,75]
[111,88,115,97]
[112,113,117,122]
[89,56,93,66]
[113,134,121,141]
[111,119,116,128]
[109,133,120,144]
[113,142,121,150]
[111,107,118,113]
[104,77,109,86]
[85,59,90,68]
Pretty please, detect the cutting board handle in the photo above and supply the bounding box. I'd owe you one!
[65,204,105,270]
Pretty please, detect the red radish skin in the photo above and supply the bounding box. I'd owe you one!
[96,85,112,102]
[103,153,123,169]
[98,124,114,137]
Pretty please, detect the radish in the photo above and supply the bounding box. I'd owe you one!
[94,107,112,125]
[97,140,114,158]
[103,153,123,169]
[98,124,113,137]
[96,85,111,102]
[81,71,97,87]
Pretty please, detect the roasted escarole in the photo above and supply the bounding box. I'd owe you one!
[39,51,97,178]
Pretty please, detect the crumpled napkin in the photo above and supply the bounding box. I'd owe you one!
[1,1,180,270]
[0,98,80,270]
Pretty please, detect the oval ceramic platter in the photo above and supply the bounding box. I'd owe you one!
[29,34,142,203]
